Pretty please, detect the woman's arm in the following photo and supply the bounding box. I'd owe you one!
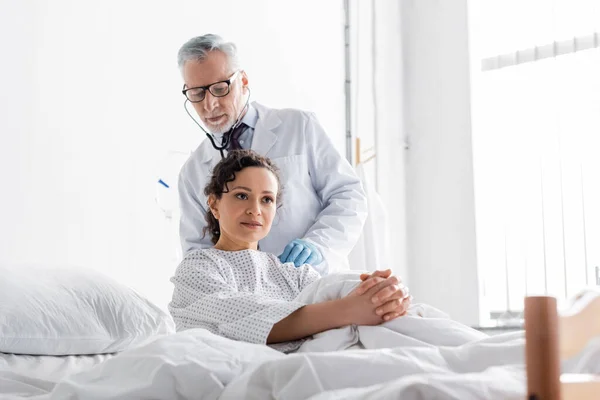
[268,276,405,344]
[267,298,352,344]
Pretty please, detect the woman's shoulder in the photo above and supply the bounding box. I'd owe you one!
[180,247,280,268]
[182,248,217,262]
[180,248,271,266]
[264,252,318,276]
[176,249,224,274]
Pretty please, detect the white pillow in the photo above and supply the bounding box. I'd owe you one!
[0,264,175,355]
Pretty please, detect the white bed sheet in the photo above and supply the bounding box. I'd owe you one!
[7,274,600,400]
[33,328,600,400]
[0,352,113,399]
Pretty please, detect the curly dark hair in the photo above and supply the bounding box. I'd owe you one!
[203,149,282,244]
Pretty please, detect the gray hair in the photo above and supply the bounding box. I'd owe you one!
[177,34,241,72]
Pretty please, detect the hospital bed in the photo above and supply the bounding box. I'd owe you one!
[525,294,600,399]
[2,269,600,399]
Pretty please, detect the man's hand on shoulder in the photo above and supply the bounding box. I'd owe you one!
[278,239,323,267]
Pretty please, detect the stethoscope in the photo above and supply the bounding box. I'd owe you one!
[183,88,251,159]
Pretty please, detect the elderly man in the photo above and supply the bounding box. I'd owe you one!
[177,34,367,275]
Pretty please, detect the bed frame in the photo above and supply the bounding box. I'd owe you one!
[525,291,600,399]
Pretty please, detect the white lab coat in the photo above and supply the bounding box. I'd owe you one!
[178,102,367,273]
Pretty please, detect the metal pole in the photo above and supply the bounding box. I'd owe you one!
[343,0,353,163]
[580,165,589,285]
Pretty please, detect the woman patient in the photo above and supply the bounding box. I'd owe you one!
[169,150,411,352]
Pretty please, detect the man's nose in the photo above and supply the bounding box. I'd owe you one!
[203,92,219,112]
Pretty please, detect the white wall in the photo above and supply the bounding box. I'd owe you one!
[0,0,346,311]
[346,0,478,325]
[350,0,408,280]
[371,1,409,283]
[400,0,480,325]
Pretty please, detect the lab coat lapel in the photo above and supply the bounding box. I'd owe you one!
[197,102,280,163]
[251,102,280,157]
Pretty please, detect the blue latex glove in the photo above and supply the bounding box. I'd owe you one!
[278,239,323,267]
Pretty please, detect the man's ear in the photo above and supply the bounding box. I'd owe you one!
[241,70,249,91]
[207,195,220,219]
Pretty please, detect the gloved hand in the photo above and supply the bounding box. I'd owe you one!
[278,239,323,267]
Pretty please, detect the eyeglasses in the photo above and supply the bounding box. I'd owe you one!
[182,71,240,103]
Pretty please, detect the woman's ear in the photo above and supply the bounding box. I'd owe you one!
[207,195,220,219]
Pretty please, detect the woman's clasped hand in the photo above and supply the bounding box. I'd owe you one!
[344,269,412,325]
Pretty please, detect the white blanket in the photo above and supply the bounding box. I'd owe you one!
[294,273,488,352]
[35,273,600,399]
[0,353,112,399]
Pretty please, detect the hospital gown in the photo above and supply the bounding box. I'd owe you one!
[168,248,320,353]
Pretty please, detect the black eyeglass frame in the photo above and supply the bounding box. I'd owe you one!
[181,70,241,103]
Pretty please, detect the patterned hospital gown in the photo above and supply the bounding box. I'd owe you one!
[169,248,321,353]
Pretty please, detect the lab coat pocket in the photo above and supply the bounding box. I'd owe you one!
[269,154,318,233]
[269,154,307,186]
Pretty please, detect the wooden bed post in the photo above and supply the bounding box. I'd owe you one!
[525,296,561,400]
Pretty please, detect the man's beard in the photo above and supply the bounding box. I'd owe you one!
[205,117,234,135]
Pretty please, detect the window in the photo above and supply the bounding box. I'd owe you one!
[469,0,600,325]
